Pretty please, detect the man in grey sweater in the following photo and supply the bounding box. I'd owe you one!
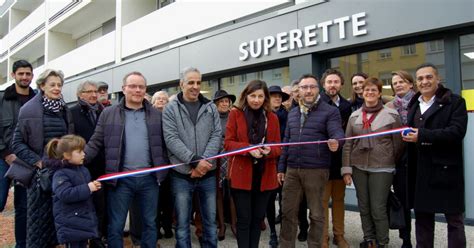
[163,67,222,248]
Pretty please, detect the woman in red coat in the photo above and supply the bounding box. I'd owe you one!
[224,79,281,248]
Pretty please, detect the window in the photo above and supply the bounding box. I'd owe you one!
[378,48,392,59]
[427,40,444,52]
[379,72,392,89]
[402,44,416,56]
[273,69,282,80]
[220,66,290,97]
[461,34,474,89]
[157,0,174,9]
[240,74,247,84]
[328,39,445,98]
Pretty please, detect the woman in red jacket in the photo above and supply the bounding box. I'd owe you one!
[224,79,281,248]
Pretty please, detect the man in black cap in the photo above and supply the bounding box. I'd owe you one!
[97,81,111,107]
[267,85,289,247]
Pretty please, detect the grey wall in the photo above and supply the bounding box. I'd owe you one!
[63,0,474,101]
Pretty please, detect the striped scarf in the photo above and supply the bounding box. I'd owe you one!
[42,95,66,113]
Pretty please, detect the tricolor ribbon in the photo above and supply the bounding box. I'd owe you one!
[97,126,412,182]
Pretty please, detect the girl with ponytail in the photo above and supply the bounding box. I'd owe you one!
[45,134,101,248]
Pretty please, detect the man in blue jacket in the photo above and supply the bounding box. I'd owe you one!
[85,71,168,248]
[277,74,345,248]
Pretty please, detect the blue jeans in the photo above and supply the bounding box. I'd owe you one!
[171,173,217,248]
[107,175,159,248]
[0,159,27,248]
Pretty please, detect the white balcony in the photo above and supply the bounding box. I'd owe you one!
[8,3,45,53]
[48,30,115,80]
[121,0,288,58]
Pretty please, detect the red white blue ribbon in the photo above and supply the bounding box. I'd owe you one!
[97,126,411,181]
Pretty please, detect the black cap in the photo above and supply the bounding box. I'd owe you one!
[268,85,290,102]
[213,90,236,103]
[97,81,108,90]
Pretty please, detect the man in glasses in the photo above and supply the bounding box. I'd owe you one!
[70,80,107,247]
[278,74,345,248]
[85,71,168,247]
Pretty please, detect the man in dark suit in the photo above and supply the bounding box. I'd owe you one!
[403,63,467,247]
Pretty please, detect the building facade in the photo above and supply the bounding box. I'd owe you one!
[0,0,473,221]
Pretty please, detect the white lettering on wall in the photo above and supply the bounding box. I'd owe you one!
[333,16,350,39]
[239,42,249,61]
[263,36,276,55]
[352,12,367,36]
[289,29,303,50]
[317,20,333,43]
[276,32,289,52]
[239,12,368,61]
[304,25,317,47]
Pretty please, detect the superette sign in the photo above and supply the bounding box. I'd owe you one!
[238,12,368,61]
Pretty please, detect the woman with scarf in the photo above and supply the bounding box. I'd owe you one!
[386,70,416,248]
[341,77,403,248]
[224,80,281,248]
[11,69,74,248]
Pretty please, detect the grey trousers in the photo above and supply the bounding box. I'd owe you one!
[352,167,393,245]
[280,167,329,248]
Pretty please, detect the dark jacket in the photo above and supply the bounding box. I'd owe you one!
[274,106,288,141]
[406,86,467,214]
[11,92,74,248]
[224,108,281,191]
[278,99,345,172]
[85,99,168,187]
[70,103,105,179]
[0,84,35,159]
[51,161,98,243]
[320,93,352,180]
[11,92,74,167]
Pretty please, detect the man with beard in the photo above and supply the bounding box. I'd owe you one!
[0,60,35,248]
[278,74,344,248]
[319,69,351,248]
[97,81,112,107]
[70,80,107,247]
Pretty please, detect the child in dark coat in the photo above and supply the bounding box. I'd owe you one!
[45,134,101,248]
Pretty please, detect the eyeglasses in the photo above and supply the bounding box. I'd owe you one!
[125,84,146,90]
[82,90,98,94]
[299,85,318,90]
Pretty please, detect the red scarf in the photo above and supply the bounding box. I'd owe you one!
[362,111,378,129]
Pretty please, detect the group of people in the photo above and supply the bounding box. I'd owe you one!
[0,59,467,248]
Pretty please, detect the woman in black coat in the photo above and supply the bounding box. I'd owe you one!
[11,69,74,248]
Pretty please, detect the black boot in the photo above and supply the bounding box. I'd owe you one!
[401,239,413,248]
[269,232,278,247]
[360,239,376,248]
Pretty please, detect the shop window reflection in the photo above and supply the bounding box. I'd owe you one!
[328,39,445,99]
[461,34,474,89]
